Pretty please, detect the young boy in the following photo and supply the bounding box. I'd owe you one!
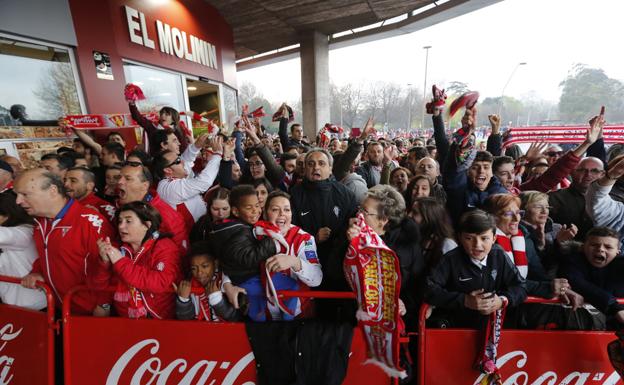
[207,185,278,300]
[562,227,624,329]
[174,241,240,321]
[425,209,527,328]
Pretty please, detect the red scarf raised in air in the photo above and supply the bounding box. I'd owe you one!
[343,213,406,379]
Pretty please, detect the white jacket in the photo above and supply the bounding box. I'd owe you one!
[158,149,222,222]
[0,225,47,310]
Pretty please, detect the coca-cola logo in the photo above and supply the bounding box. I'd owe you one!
[0,323,23,385]
[107,339,256,385]
[473,350,622,385]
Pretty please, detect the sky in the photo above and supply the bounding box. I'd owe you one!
[237,0,624,104]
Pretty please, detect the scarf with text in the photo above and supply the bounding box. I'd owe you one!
[343,213,406,379]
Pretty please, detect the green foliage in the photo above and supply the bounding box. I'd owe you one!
[559,64,624,124]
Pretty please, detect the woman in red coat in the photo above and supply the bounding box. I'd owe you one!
[96,201,182,319]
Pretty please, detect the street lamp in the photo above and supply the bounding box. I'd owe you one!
[420,45,432,131]
[407,83,413,131]
[498,62,527,117]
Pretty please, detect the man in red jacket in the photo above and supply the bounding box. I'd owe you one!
[17,168,115,315]
[64,167,116,222]
[117,163,189,252]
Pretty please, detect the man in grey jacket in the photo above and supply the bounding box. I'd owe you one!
[586,154,624,245]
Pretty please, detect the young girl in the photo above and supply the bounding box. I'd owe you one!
[249,190,323,321]
[174,241,240,321]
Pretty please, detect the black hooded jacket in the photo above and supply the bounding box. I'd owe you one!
[207,219,277,284]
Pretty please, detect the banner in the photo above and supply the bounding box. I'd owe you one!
[63,316,389,385]
[344,213,405,378]
[504,125,624,145]
[64,113,158,130]
[0,304,50,385]
[423,328,623,385]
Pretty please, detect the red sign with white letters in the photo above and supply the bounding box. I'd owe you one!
[0,304,50,385]
[424,329,623,385]
[63,316,391,385]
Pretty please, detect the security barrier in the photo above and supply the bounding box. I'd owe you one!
[0,275,57,385]
[417,297,623,385]
[62,286,391,385]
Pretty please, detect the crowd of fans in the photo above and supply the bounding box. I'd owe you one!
[1,90,623,337]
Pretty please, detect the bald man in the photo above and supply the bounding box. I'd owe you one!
[17,168,114,315]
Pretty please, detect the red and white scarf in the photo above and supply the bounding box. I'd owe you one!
[475,298,508,385]
[253,221,298,317]
[192,275,222,322]
[495,228,528,278]
[113,238,156,319]
[343,213,406,379]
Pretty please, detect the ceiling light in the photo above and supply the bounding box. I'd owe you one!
[187,86,197,91]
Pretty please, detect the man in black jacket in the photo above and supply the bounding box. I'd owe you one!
[277,105,310,152]
[561,227,624,329]
[425,210,527,328]
[356,141,390,188]
[290,149,358,292]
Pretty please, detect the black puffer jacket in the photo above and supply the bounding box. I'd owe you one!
[207,219,277,284]
[382,217,423,330]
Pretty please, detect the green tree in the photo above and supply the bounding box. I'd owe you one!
[559,64,624,124]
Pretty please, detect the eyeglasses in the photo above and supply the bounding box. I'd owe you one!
[529,205,552,212]
[500,210,525,218]
[121,161,142,167]
[249,161,264,168]
[166,157,182,168]
[574,168,603,175]
[545,151,564,157]
[358,206,378,217]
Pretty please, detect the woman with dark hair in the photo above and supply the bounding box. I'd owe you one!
[388,166,412,194]
[410,197,456,269]
[190,187,231,243]
[0,191,47,310]
[404,175,434,209]
[129,99,191,154]
[253,177,273,209]
[96,201,182,319]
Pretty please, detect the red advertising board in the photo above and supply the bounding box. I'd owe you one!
[423,329,622,385]
[0,304,50,385]
[63,316,391,385]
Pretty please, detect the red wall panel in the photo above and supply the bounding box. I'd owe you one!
[68,0,236,114]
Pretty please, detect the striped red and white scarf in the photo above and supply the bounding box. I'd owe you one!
[495,228,528,278]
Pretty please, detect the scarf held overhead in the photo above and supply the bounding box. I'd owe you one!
[343,213,406,379]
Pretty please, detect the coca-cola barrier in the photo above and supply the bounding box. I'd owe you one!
[0,275,57,385]
[417,299,624,385]
[61,286,393,385]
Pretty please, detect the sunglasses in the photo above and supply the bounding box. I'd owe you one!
[500,210,525,218]
[545,151,563,157]
[166,157,182,168]
[121,160,142,167]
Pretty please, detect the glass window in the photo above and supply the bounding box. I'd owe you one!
[0,36,81,125]
[123,63,186,114]
[222,85,238,131]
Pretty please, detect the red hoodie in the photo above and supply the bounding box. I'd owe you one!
[32,199,114,315]
[94,236,182,319]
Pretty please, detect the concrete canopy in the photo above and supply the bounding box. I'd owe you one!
[204,0,502,64]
